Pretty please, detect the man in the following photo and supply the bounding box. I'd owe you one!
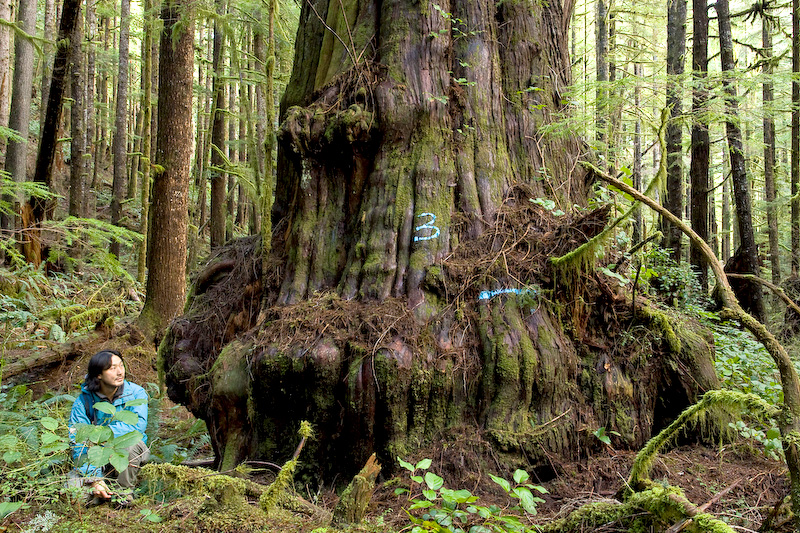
[68,349,149,505]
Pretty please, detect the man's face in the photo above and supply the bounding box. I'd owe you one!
[98,354,125,392]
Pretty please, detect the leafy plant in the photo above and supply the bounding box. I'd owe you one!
[397,457,547,532]
[592,427,620,446]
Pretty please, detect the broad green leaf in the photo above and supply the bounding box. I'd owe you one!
[409,500,433,510]
[415,458,432,470]
[410,475,424,483]
[125,399,147,407]
[87,445,111,467]
[767,427,781,440]
[0,501,25,520]
[422,489,437,500]
[111,430,143,450]
[2,450,22,464]
[394,487,409,495]
[112,410,139,425]
[41,431,60,445]
[0,434,17,449]
[513,486,538,514]
[398,457,415,471]
[424,471,443,491]
[88,425,113,444]
[512,469,529,484]
[143,512,163,523]
[489,473,510,493]
[93,402,116,415]
[40,416,59,431]
[109,450,129,473]
[39,441,69,454]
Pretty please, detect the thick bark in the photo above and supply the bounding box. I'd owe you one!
[763,15,779,287]
[40,0,57,129]
[210,0,227,249]
[140,0,194,334]
[26,0,82,265]
[161,0,719,481]
[793,0,800,275]
[137,0,156,283]
[662,0,686,263]
[716,0,765,322]
[84,4,96,215]
[595,0,608,152]
[69,15,86,219]
[0,0,11,146]
[110,0,131,258]
[689,0,709,291]
[1,0,36,236]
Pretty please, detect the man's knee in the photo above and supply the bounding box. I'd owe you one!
[126,440,150,467]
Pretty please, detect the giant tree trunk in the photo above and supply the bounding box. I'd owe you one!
[763,13,779,288]
[161,0,721,479]
[209,0,227,250]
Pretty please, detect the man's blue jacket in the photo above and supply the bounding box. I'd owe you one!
[68,380,148,476]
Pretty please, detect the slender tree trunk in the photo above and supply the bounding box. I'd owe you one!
[716,0,765,322]
[792,0,800,276]
[69,14,86,219]
[140,0,194,334]
[689,0,709,291]
[27,0,82,265]
[763,13,779,287]
[632,50,642,243]
[595,0,608,156]
[40,0,57,128]
[663,0,686,263]
[110,0,131,258]
[261,0,276,264]
[1,0,36,240]
[137,0,155,283]
[210,0,227,249]
[84,3,96,215]
[0,0,11,151]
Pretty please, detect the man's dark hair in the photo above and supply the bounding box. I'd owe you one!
[83,350,123,392]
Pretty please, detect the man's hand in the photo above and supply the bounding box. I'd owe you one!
[91,480,114,500]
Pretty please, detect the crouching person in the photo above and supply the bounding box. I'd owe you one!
[68,350,149,506]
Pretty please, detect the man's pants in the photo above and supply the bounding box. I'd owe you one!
[115,440,150,488]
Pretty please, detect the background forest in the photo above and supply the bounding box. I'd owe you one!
[1,0,800,531]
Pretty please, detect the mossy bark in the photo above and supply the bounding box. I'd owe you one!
[159,0,722,481]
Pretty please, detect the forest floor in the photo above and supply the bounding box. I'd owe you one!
[3,332,793,533]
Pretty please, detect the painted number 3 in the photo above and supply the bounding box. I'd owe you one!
[413,212,440,242]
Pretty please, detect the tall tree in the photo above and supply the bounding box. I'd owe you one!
[716,0,765,322]
[0,0,11,145]
[689,0,709,291]
[140,0,195,334]
[209,0,227,249]
[137,0,157,283]
[595,0,609,156]
[1,0,37,238]
[762,7,779,287]
[26,0,82,265]
[663,0,686,263]
[69,11,86,218]
[110,0,131,258]
[793,0,800,276]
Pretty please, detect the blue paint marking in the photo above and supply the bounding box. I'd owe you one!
[478,287,538,301]
[413,212,440,242]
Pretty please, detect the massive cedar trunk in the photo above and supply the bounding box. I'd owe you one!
[110,0,131,258]
[161,0,720,478]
